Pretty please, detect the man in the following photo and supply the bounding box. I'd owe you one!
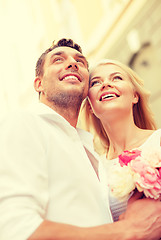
[0,38,161,240]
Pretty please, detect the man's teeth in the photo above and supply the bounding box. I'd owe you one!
[101,94,117,101]
[63,75,78,81]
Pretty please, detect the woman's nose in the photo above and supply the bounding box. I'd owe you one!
[101,80,113,89]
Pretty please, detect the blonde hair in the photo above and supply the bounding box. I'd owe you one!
[81,59,157,154]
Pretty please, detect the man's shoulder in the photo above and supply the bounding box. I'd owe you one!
[0,103,54,124]
[0,105,48,134]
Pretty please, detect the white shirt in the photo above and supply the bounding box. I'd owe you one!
[0,103,112,240]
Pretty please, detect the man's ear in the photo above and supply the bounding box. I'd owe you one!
[34,77,43,93]
[87,97,94,114]
[89,104,94,114]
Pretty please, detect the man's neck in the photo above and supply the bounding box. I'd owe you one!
[57,108,79,128]
[41,100,79,128]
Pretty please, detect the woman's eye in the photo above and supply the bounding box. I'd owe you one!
[90,80,100,87]
[113,76,123,80]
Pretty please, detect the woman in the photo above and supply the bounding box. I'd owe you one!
[81,59,160,221]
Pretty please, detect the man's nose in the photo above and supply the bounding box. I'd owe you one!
[67,63,78,70]
[65,57,79,71]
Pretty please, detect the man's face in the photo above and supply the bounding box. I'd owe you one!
[35,46,89,108]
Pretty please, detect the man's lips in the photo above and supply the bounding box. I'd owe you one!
[99,92,120,101]
[60,73,81,82]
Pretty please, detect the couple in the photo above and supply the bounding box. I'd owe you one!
[0,38,160,239]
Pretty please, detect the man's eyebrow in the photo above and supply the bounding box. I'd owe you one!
[50,50,88,67]
[75,53,88,66]
[50,51,64,59]
[50,51,86,59]
[75,53,86,59]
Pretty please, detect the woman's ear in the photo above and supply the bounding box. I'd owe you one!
[34,77,43,93]
[133,92,139,104]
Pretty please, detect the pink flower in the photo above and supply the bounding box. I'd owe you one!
[131,158,161,199]
[130,157,148,175]
[118,149,141,167]
[141,177,161,199]
[109,148,161,201]
[159,168,161,176]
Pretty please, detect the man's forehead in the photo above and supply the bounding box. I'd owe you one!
[49,46,83,57]
[45,46,88,68]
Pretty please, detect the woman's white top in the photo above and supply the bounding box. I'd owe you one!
[101,129,161,221]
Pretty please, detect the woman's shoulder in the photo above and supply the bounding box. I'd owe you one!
[140,129,161,148]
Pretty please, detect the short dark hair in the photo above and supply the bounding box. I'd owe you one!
[35,38,83,77]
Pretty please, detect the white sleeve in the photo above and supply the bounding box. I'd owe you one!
[0,113,49,240]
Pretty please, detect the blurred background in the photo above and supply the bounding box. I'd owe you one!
[0,0,161,127]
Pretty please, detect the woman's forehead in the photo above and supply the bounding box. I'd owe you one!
[90,63,127,77]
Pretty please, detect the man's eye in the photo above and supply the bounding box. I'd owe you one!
[53,57,63,63]
[76,59,85,65]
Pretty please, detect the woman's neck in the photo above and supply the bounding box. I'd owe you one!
[102,116,145,160]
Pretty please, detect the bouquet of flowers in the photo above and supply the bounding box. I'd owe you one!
[108,147,161,201]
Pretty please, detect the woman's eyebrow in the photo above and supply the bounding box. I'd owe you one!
[110,72,121,76]
[89,76,101,82]
[89,72,122,81]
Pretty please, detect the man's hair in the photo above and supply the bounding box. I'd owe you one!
[35,38,83,77]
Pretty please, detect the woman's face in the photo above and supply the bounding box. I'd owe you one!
[88,64,138,120]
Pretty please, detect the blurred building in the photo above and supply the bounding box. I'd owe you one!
[0,0,161,127]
